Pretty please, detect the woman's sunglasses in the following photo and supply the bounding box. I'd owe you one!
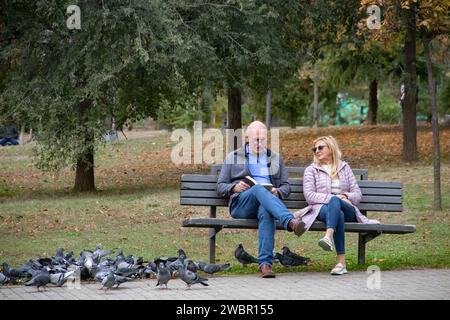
[312,145,328,153]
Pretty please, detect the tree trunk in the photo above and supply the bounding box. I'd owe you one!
[290,109,297,129]
[74,146,95,192]
[265,89,271,129]
[402,3,418,162]
[312,68,319,128]
[74,99,95,192]
[19,124,25,146]
[227,87,242,150]
[368,79,378,125]
[423,37,441,210]
[227,87,242,130]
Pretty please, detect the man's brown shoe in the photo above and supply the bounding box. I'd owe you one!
[260,264,275,278]
[288,217,306,237]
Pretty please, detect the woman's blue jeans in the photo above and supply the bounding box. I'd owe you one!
[317,196,356,255]
[230,184,294,266]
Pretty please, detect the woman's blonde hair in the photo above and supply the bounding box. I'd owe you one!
[313,136,342,179]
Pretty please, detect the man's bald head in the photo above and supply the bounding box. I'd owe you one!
[247,121,267,154]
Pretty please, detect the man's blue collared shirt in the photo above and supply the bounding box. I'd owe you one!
[247,146,271,185]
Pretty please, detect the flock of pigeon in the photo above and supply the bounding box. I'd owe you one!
[0,243,309,292]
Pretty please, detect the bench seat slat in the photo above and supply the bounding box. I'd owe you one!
[183,218,416,234]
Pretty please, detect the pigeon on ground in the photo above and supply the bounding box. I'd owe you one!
[94,269,111,283]
[53,248,66,265]
[186,260,198,273]
[198,261,231,275]
[81,252,95,271]
[274,252,307,267]
[50,270,76,287]
[234,244,258,266]
[36,258,53,267]
[281,246,310,265]
[113,275,133,288]
[143,261,157,278]
[65,251,74,261]
[93,244,113,263]
[155,263,171,289]
[116,260,136,270]
[154,256,177,266]
[115,266,141,277]
[1,262,28,281]
[168,249,188,274]
[178,260,208,289]
[25,269,50,292]
[178,249,187,260]
[0,272,10,285]
[100,271,116,292]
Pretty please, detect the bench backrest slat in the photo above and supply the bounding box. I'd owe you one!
[180,174,403,213]
[210,165,369,180]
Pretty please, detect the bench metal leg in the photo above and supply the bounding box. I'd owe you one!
[358,234,366,264]
[208,206,218,264]
[209,227,222,264]
[358,232,381,264]
[209,228,216,264]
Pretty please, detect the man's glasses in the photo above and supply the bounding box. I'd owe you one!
[312,145,328,153]
[250,139,266,146]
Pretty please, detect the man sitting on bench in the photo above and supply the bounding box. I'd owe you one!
[217,121,305,278]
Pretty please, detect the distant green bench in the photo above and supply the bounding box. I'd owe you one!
[181,165,416,264]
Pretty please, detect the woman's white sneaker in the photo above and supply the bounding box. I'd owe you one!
[330,263,348,275]
[318,236,333,251]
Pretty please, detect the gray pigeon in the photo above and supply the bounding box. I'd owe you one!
[186,260,198,273]
[117,260,134,270]
[113,275,133,288]
[274,252,307,267]
[25,269,50,292]
[93,244,113,263]
[2,262,28,280]
[94,269,110,283]
[53,248,66,264]
[50,270,75,287]
[168,249,187,273]
[198,261,231,275]
[65,250,74,261]
[82,252,95,271]
[281,246,310,265]
[115,266,141,277]
[234,244,258,266]
[100,271,116,292]
[0,272,10,285]
[156,263,171,289]
[178,260,208,289]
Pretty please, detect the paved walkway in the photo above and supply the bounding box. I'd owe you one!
[1,269,449,300]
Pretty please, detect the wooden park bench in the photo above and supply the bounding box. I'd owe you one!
[180,165,416,264]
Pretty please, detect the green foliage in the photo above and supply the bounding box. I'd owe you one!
[0,0,206,173]
[378,90,402,124]
[438,78,450,115]
[156,94,204,130]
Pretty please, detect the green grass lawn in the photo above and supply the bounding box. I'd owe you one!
[0,127,449,275]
